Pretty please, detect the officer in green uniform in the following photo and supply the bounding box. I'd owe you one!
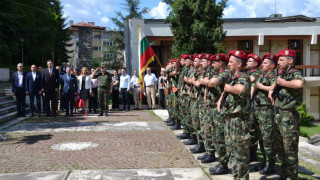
[91,63,112,116]
[246,53,264,163]
[215,50,251,179]
[269,49,304,180]
[253,53,278,175]
[177,55,194,138]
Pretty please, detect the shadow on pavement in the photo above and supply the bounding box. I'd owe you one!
[15,134,53,144]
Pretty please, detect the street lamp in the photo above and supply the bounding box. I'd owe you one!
[20,38,24,64]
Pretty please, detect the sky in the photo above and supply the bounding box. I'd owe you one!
[61,0,320,29]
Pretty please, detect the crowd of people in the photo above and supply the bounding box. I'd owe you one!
[11,60,162,118]
[162,49,303,180]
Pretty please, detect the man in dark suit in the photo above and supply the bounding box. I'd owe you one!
[41,60,60,117]
[12,63,27,117]
[38,66,46,113]
[26,64,42,117]
[60,67,78,116]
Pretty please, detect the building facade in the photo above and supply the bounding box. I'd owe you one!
[67,21,119,68]
[124,15,320,119]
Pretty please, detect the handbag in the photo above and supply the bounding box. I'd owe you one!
[77,99,84,108]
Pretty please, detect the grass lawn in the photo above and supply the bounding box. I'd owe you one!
[300,125,320,139]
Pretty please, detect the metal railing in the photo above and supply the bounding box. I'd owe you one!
[296,65,320,77]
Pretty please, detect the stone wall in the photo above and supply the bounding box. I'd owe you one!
[78,27,92,68]
[0,68,10,81]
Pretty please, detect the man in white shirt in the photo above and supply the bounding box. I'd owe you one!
[130,69,140,110]
[144,67,158,109]
[119,67,131,111]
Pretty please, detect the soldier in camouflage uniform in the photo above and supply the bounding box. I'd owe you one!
[163,61,174,124]
[269,49,304,180]
[253,53,278,175]
[205,54,231,174]
[177,55,194,138]
[182,57,198,146]
[214,50,251,179]
[246,53,264,163]
[91,63,113,117]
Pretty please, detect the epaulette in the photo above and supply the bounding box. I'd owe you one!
[258,74,263,78]
[278,70,283,75]
[289,69,296,74]
[236,74,241,79]
[252,69,256,72]
[270,75,274,79]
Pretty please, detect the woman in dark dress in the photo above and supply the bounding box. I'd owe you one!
[78,67,92,116]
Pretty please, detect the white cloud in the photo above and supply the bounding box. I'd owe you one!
[101,16,110,24]
[149,2,170,19]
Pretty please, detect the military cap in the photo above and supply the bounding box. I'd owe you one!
[262,53,277,63]
[277,49,296,59]
[247,53,262,65]
[200,53,213,60]
[210,54,228,62]
[171,59,177,63]
[193,54,202,59]
[228,50,247,61]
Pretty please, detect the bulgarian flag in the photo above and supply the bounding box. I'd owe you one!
[138,25,156,90]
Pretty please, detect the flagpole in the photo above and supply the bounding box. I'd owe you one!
[154,54,163,68]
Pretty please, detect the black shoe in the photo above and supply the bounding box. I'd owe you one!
[260,165,276,175]
[99,112,103,116]
[209,163,223,173]
[250,150,258,162]
[201,154,216,163]
[183,138,197,145]
[164,118,171,123]
[167,120,175,126]
[191,143,205,154]
[45,114,50,117]
[105,112,109,117]
[190,144,199,152]
[259,162,266,171]
[177,132,190,139]
[171,122,181,130]
[210,164,229,175]
[197,153,208,160]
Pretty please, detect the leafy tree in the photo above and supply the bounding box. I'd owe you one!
[106,0,149,69]
[165,0,227,57]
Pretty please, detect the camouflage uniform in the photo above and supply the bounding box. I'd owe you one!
[221,71,251,179]
[248,68,264,158]
[178,66,191,132]
[252,71,277,166]
[200,67,216,155]
[164,69,173,120]
[189,67,200,141]
[170,68,180,123]
[273,66,304,179]
[208,69,231,166]
[94,71,112,114]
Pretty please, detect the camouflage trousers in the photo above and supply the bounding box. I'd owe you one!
[181,95,193,135]
[213,108,228,166]
[171,92,180,123]
[225,115,250,180]
[200,103,215,155]
[274,109,300,180]
[249,110,264,159]
[98,87,109,113]
[191,99,202,143]
[166,93,173,119]
[254,106,275,165]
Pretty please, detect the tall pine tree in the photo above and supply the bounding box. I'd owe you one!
[165,0,227,57]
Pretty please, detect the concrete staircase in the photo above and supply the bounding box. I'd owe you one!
[0,90,29,124]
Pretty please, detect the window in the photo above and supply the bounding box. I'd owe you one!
[103,53,116,58]
[92,46,101,51]
[93,35,101,39]
[288,40,303,65]
[238,40,253,54]
[103,41,113,46]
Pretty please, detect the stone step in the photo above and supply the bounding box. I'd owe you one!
[0,100,16,109]
[0,108,30,124]
[0,96,13,102]
[0,105,16,116]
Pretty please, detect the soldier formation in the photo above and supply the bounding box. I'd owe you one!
[162,49,304,180]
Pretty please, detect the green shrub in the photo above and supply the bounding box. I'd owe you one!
[297,101,315,127]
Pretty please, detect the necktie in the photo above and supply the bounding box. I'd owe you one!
[49,69,52,77]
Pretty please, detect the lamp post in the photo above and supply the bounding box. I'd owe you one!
[20,38,24,64]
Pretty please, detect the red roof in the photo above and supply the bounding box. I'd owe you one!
[71,22,106,31]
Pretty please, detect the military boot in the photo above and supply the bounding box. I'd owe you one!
[167,120,175,126]
[191,142,205,154]
[177,132,190,139]
[201,154,216,163]
[189,144,199,152]
[183,138,197,145]
[210,163,228,175]
[171,121,181,130]
[250,150,258,162]
[197,153,208,160]
[260,163,276,175]
[164,118,171,123]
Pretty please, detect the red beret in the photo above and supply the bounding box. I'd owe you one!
[228,50,247,60]
[247,53,262,65]
[210,54,228,62]
[193,54,202,59]
[262,53,277,63]
[171,59,177,63]
[180,54,194,60]
[199,53,212,59]
[277,49,296,59]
